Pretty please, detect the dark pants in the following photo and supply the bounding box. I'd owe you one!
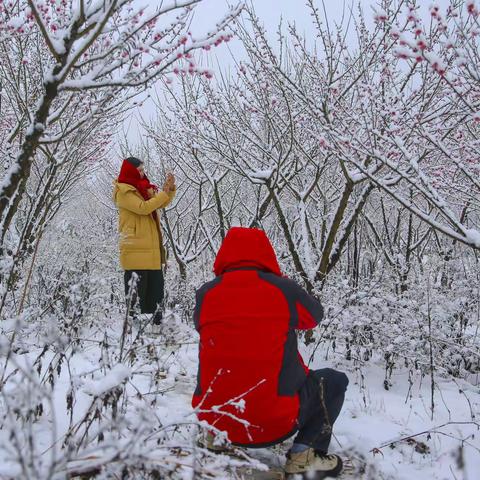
[295,368,349,453]
[124,270,164,323]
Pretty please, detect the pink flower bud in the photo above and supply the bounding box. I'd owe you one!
[373,9,388,23]
[432,61,445,75]
[394,47,410,59]
[417,39,427,50]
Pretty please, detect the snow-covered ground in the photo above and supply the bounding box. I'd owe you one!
[0,310,478,479]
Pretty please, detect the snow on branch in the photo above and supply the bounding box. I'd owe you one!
[83,364,131,396]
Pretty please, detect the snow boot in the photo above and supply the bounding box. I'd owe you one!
[146,309,162,335]
[284,448,343,479]
[152,309,163,325]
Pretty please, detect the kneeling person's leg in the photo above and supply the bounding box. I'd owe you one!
[295,368,349,453]
[285,369,348,477]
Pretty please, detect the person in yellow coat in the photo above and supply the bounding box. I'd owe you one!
[113,157,176,325]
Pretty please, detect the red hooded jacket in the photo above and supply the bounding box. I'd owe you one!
[191,227,323,446]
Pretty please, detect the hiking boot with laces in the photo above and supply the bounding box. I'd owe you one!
[284,448,343,479]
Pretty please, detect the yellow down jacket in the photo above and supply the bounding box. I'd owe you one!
[113,182,175,270]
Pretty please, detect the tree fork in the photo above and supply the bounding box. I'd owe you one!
[315,180,354,283]
[323,183,374,282]
[270,186,313,292]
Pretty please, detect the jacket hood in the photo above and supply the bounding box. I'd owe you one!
[118,158,142,182]
[113,181,141,205]
[213,227,281,276]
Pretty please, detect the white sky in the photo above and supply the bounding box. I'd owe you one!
[193,0,344,38]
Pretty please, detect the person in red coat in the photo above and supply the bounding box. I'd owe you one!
[192,227,348,478]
